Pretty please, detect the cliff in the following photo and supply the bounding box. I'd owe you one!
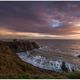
[0,39,64,78]
[0,39,80,79]
[0,39,40,53]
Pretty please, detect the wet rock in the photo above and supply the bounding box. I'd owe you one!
[31,42,40,49]
[17,52,79,72]
[77,55,80,58]
[61,61,68,72]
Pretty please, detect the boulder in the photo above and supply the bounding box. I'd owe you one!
[77,55,80,58]
[61,61,68,72]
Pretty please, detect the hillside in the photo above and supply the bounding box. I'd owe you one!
[0,39,80,79]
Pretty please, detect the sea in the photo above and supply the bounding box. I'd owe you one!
[17,39,80,72]
[35,39,80,57]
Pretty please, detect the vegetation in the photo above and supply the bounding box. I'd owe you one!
[0,39,80,79]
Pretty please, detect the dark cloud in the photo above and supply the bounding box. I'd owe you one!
[0,1,80,35]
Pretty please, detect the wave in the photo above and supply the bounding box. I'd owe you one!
[16,51,79,72]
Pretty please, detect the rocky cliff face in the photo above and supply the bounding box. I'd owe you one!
[0,39,80,78]
[0,39,40,53]
[17,52,80,73]
[0,39,79,73]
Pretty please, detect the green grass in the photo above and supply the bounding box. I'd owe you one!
[66,72,80,79]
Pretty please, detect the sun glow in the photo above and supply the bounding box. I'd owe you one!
[72,30,80,34]
[0,28,61,39]
[0,28,80,39]
[74,23,80,27]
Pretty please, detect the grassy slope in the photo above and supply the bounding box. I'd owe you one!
[0,40,80,79]
[0,49,66,79]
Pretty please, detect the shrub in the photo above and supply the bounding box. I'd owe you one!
[66,72,80,79]
[18,73,30,79]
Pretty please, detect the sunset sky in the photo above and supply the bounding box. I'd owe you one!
[0,1,80,39]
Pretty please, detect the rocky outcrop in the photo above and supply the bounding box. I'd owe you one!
[77,55,80,58]
[0,39,40,53]
[17,52,79,72]
[0,39,79,73]
[61,61,68,72]
[61,61,69,72]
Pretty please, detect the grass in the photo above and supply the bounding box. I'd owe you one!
[0,40,80,79]
[66,72,80,79]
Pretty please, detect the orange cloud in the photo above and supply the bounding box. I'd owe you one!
[0,28,80,39]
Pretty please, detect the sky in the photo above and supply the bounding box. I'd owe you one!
[0,1,80,39]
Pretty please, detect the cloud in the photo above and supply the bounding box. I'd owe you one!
[0,28,80,39]
[0,1,80,39]
[0,28,63,39]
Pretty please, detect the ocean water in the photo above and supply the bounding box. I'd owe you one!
[17,52,79,72]
[17,39,80,72]
[35,39,80,57]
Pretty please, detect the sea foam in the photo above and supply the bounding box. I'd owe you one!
[16,52,79,72]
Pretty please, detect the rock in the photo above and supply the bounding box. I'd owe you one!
[0,39,40,53]
[77,55,80,58]
[61,61,68,72]
[31,42,40,49]
[26,41,34,50]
